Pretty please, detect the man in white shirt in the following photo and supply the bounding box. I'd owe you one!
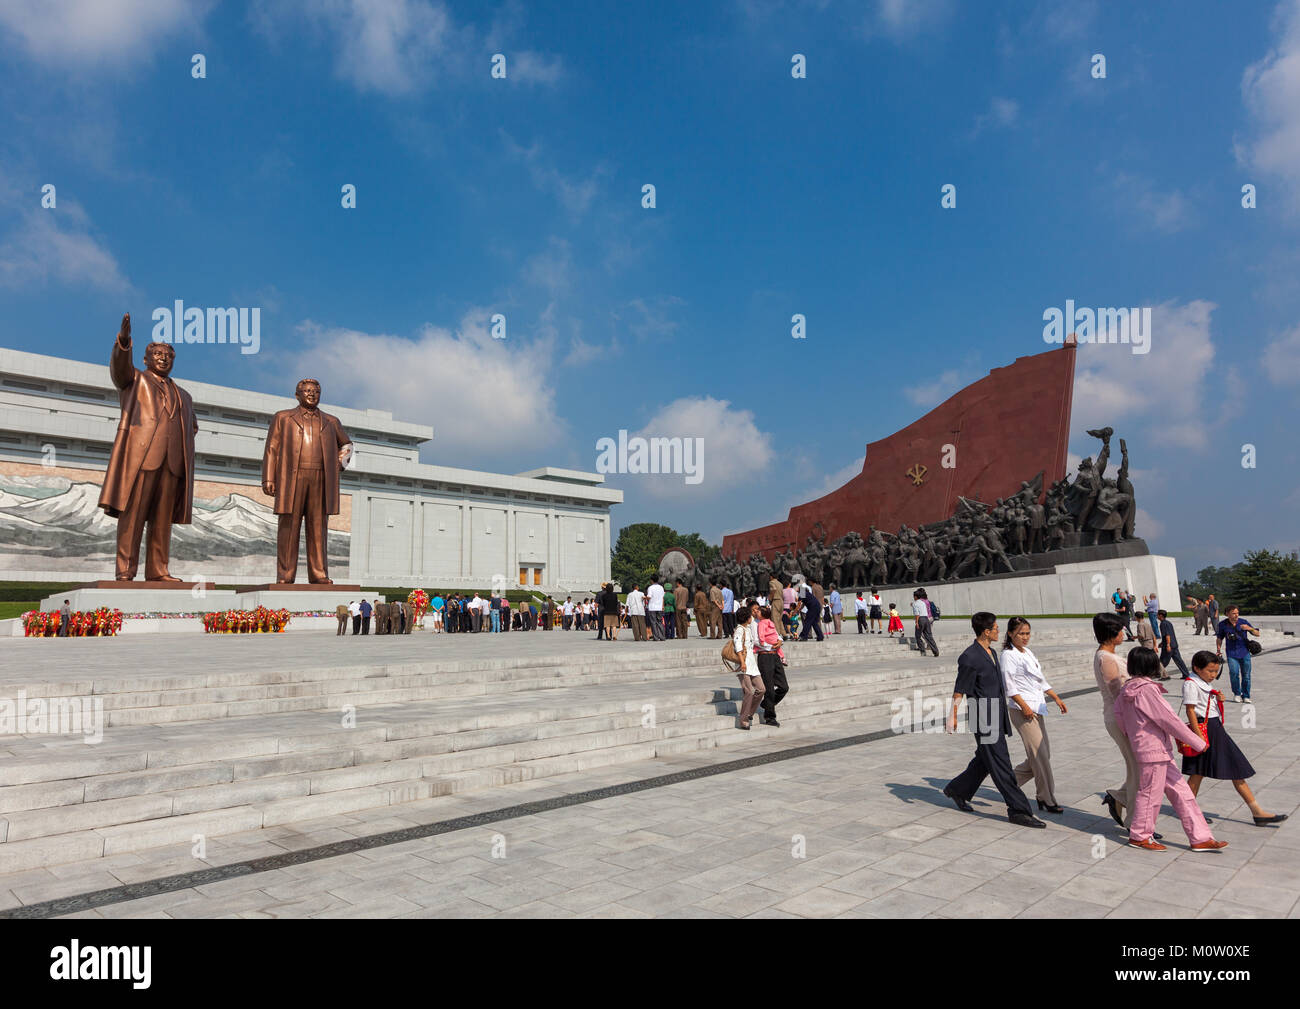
[562,597,574,630]
[646,576,666,641]
[470,593,483,633]
[348,599,361,635]
[626,583,647,641]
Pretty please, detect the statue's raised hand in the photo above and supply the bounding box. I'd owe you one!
[117,313,132,346]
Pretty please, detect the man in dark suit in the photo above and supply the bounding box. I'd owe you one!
[98,313,198,582]
[943,611,1044,828]
[261,378,352,584]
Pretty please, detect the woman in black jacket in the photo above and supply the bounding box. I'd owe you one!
[600,583,620,641]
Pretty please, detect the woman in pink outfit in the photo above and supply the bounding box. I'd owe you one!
[1113,647,1227,853]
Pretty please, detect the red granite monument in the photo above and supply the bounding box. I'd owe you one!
[722,341,1077,561]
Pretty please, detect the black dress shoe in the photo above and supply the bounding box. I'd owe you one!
[1036,799,1064,814]
[764,719,780,727]
[1101,793,1124,826]
[943,786,974,812]
[1009,811,1047,828]
[1254,813,1288,826]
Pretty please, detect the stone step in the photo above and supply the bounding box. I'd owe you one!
[0,662,1098,852]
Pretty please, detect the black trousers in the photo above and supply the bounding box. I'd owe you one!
[799,606,823,641]
[722,611,736,636]
[757,652,788,721]
[352,615,361,634]
[857,612,866,633]
[361,616,370,635]
[1161,646,1190,677]
[947,731,1032,815]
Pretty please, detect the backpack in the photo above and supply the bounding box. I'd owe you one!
[928,600,941,620]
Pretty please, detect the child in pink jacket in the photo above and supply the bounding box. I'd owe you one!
[1113,648,1227,853]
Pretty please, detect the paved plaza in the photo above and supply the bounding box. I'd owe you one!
[0,627,1294,919]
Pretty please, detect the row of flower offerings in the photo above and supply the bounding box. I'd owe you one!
[202,607,292,634]
[22,608,123,637]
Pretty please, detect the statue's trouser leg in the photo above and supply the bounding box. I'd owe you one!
[277,475,311,583]
[299,469,328,582]
[143,468,179,581]
[116,467,163,580]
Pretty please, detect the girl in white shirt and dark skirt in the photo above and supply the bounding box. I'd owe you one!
[1182,650,1286,826]
[1000,617,1069,814]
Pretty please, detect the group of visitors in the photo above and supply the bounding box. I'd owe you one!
[940,606,1285,849]
[337,599,415,635]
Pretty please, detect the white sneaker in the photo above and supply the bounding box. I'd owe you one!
[1232,695,1242,703]
[1243,697,1253,704]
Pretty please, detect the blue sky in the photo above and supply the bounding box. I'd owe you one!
[1,0,1298,581]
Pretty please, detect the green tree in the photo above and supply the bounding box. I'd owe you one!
[1223,549,1300,614]
[610,523,719,589]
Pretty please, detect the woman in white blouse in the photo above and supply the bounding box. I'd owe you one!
[732,606,765,730]
[1000,617,1068,814]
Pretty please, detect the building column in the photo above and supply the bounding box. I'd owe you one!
[460,504,470,577]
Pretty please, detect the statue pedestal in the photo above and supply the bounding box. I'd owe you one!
[233,585,374,612]
[41,585,238,614]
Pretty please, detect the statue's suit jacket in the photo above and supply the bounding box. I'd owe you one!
[261,406,352,516]
[98,337,197,521]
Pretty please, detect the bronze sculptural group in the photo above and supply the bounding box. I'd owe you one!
[97,313,352,586]
[680,427,1138,594]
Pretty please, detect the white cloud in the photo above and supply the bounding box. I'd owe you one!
[523,238,572,295]
[1111,172,1192,233]
[1263,323,1300,384]
[903,369,963,408]
[0,202,130,291]
[1071,300,1218,449]
[971,97,1020,136]
[0,0,210,67]
[500,132,607,215]
[864,0,954,40]
[254,0,560,96]
[623,397,774,500]
[1239,0,1300,209]
[1134,508,1164,541]
[288,310,561,464]
[509,51,564,85]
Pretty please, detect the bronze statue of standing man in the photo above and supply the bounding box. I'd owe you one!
[262,379,352,584]
[98,313,198,582]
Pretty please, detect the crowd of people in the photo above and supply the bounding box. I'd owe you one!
[940,606,1285,849]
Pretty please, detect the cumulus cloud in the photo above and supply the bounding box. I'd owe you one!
[0,0,210,67]
[621,397,774,500]
[1071,300,1219,449]
[1238,0,1300,209]
[1263,323,1300,383]
[903,369,964,408]
[288,310,560,465]
[0,200,130,291]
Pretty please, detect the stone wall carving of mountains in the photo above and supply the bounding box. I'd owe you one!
[0,477,348,562]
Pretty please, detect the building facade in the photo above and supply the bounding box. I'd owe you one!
[0,348,620,591]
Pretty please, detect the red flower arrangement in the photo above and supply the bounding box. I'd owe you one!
[202,606,291,634]
[22,607,123,637]
[408,588,430,627]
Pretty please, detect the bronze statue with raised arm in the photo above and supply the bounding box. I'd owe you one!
[98,313,198,582]
[262,379,353,584]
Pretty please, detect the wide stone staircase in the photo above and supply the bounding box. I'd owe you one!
[0,627,1116,873]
